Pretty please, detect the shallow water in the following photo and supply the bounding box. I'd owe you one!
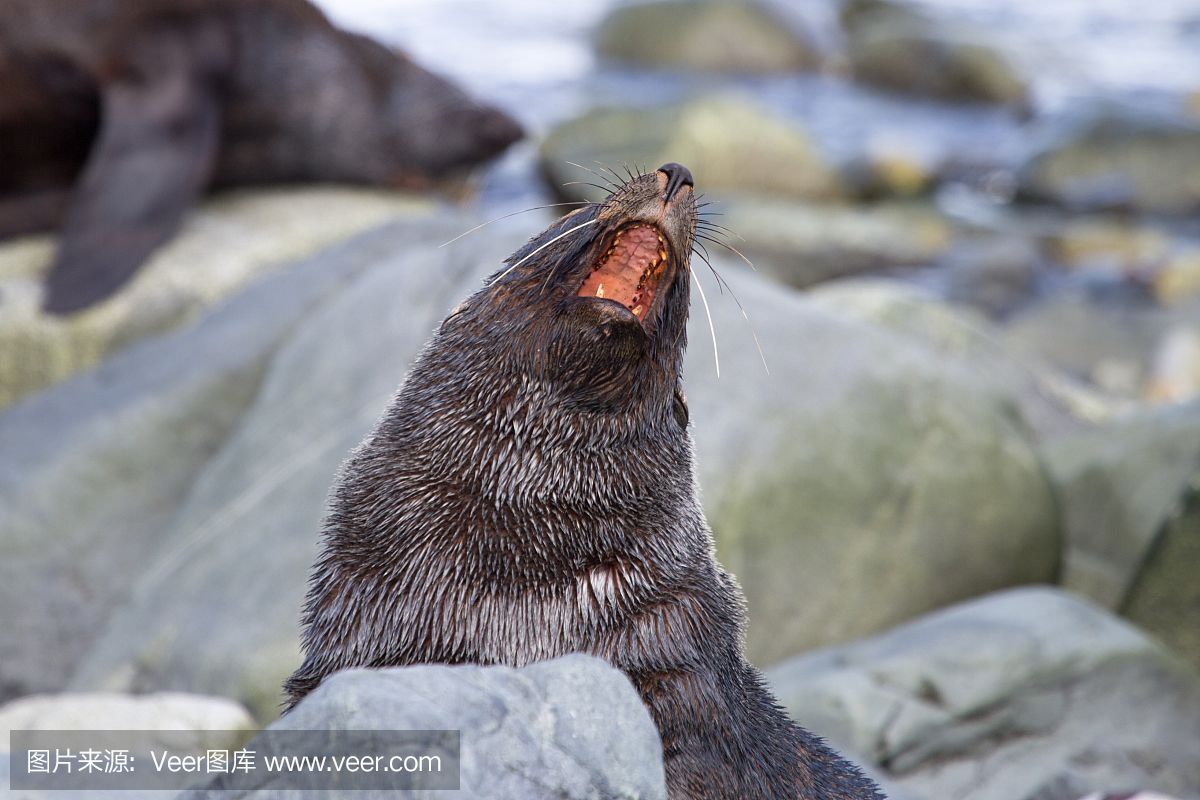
[312,0,1200,215]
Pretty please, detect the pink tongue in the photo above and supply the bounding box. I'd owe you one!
[577,225,664,318]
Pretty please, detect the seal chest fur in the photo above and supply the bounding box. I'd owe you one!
[285,164,883,799]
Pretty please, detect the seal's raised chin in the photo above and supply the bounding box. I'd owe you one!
[576,223,672,323]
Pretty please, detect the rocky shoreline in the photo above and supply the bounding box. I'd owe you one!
[2,0,1198,798]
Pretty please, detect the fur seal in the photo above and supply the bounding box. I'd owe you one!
[0,0,523,314]
[284,164,883,799]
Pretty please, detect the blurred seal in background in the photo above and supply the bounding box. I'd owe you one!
[0,0,523,314]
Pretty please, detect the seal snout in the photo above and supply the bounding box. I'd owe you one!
[658,162,694,202]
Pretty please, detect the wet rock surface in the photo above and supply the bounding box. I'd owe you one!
[0,208,450,705]
[768,587,1200,800]
[196,656,668,800]
[840,0,1030,108]
[595,0,822,74]
[0,188,430,411]
[1042,401,1200,609]
[1017,108,1200,216]
[539,96,847,204]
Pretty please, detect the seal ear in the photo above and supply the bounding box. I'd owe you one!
[672,388,690,429]
[42,15,230,315]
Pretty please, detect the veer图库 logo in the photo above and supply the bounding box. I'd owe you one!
[9,729,460,791]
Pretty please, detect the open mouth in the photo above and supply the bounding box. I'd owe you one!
[576,223,671,322]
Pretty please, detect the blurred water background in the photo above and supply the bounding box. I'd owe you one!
[316,0,1200,206]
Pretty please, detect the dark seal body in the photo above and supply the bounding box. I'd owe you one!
[284,165,883,800]
[0,0,522,314]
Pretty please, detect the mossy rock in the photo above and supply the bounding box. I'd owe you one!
[841,0,1029,107]
[539,96,846,204]
[0,187,429,411]
[1124,485,1200,674]
[595,0,820,74]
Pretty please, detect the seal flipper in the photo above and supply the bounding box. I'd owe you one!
[42,16,229,315]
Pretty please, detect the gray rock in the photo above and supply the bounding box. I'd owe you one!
[718,197,955,287]
[69,223,516,720]
[1076,794,1192,800]
[0,760,179,800]
[804,278,1112,439]
[1002,292,1176,399]
[1122,480,1200,674]
[1018,109,1200,215]
[0,693,254,800]
[0,216,440,703]
[539,97,846,205]
[189,655,666,800]
[0,188,428,410]
[682,268,1059,664]
[594,0,821,74]
[941,236,1041,318]
[841,0,1029,108]
[0,691,254,741]
[767,587,1200,800]
[1042,401,1200,608]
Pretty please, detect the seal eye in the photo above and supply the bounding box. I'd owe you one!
[577,224,671,324]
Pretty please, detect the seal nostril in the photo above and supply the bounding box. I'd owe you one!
[658,162,694,202]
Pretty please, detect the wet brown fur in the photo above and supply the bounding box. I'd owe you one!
[284,167,884,799]
[0,0,522,313]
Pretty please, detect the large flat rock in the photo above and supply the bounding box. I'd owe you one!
[768,587,1200,800]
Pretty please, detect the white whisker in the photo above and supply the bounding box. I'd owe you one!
[439,203,592,248]
[692,268,720,379]
[699,234,757,272]
[740,305,770,375]
[488,219,599,286]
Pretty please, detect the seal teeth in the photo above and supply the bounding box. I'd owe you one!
[595,284,605,298]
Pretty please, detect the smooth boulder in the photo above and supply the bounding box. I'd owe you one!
[0,692,253,800]
[1018,109,1200,215]
[716,197,955,287]
[1001,291,1182,400]
[804,278,1092,439]
[0,187,428,410]
[0,210,442,704]
[0,691,254,740]
[68,222,517,719]
[594,0,821,73]
[1123,483,1200,674]
[1042,401,1200,608]
[190,655,667,800]
[539,96,846,204]
[768,587,1200,800]
[841,0,1029,108]
[683,269,1060,664]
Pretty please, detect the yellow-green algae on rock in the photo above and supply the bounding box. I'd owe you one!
[0,186,432,411]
